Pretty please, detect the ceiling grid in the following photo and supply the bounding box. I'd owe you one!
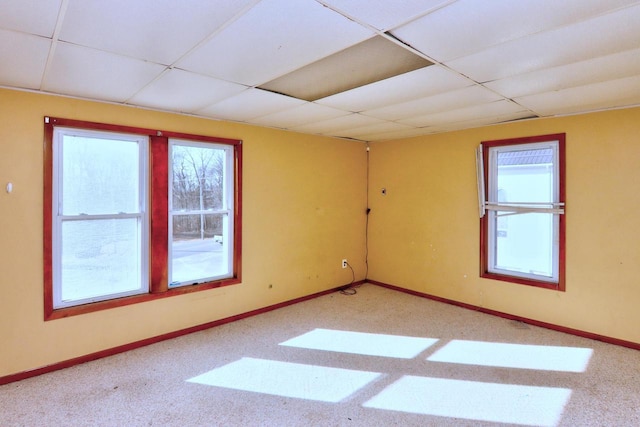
[0,0,638,141]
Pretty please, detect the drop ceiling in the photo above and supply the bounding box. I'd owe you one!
[1,0,639,142]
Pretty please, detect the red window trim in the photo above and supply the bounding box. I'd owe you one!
[43,117,243,320]
[479,133,566,291]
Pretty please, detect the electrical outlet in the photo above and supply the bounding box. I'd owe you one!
[342,259,348,268]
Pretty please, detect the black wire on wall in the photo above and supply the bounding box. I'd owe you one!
[340,144,370,296]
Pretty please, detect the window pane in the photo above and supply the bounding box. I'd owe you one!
[62,135,140,215]
[171,213,229,285]
[172,145,225,211]
[497,148,553,204]
[494,212,554,278]
[60,218,143,302]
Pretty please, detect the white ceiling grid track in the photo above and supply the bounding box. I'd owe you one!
[1,0,639,141]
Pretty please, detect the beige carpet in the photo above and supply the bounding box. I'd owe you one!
[1,284,639,426]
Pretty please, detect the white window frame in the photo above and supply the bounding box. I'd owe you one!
[168,139,235,287]
[486,141,561,283]
[52,127,149,308]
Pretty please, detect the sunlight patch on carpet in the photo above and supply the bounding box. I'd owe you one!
[363,375,572,426]
[427,340,593,372]
[280,328,438,359]
[187,357,381,402]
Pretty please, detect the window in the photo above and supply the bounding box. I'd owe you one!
[44,117,242,319]
[169,140,235,286]
[52,127,149,308]
[478,134,565,290]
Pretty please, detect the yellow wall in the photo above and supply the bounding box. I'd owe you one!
[368,107,640,344]
[2,86,639,378]
[0,89,367,377]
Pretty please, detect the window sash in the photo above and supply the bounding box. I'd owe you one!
[487,211,560,283]
[55,217,146,306]
[485,202,564,216]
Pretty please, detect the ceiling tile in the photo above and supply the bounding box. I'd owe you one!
[0,29,50,89]
[485,48,640,99]
[334,121,415,139]
[360,127,439,142]
[43,42,165,102]
[432,111,538,133]
[445,3,640,82]
[514,75,640,116]
[196,88,306,122]
[398,100,528,127]
[291,113,384,135]
[177,0,373,86]
[363,85,503,121]
[249,103,350,129]
[129,69,247,113]
[291,113,383,135]
[60,0,257,65]
[392,0,639,62]
[319,0,451,31]
[258,35,432,102]
[0,0,62,37]
[316,65,471,112]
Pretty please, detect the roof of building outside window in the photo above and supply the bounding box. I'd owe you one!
[498,150,553,166]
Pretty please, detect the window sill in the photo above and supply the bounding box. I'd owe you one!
[480,271,564,292]
[45,277,241,321]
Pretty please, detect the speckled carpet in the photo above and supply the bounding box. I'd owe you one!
[1,284,639,426]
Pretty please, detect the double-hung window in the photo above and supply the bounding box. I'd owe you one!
[478,134,566,290]
[44,117,242,319]
[52,127,148,308]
